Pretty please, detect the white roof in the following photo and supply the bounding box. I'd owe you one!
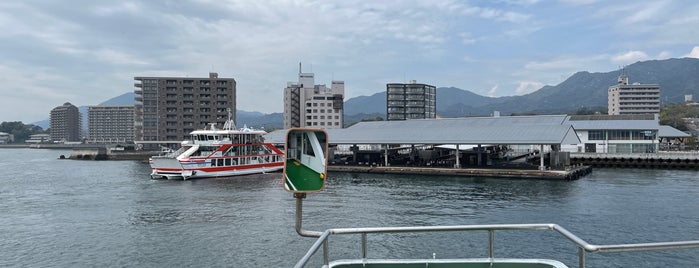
[265,115,581,145]
[659,125,691,138]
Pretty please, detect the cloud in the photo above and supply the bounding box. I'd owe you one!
[487,84,499,97]
[515,81,545,95]
[611,50,650,64]
[658,51,673,59]
[685,46,699,59]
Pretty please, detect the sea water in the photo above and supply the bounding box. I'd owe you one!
[0,148,697,267]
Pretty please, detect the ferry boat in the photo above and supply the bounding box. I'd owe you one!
[149,119,284,180]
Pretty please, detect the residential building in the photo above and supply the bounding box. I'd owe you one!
[134,73,236,148]
[50,102,82,142]
[87,105,134,144]
[284,66,344,129]
[26,134,50,144]
[0,132,12,144]
[607,75,660,115]
[386,80,436,121]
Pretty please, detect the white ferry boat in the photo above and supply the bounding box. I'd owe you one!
[149,120,284,180]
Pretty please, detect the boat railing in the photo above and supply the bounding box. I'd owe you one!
[294,223,699,268]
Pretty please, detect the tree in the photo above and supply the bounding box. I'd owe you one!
[659,104,699,131]
[0,121,44,143]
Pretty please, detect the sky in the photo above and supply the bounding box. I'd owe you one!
[1,0,699,124]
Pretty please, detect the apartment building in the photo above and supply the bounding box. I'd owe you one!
[386,80,436,121]
[284,67,344,129]
[134,73,236,147]
[608,75,660,115]
[87,105,134,143]
[49,102,82,142]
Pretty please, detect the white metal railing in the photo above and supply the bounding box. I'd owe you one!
[294,223,699,268]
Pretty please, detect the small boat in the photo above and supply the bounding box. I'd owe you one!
[149,119,284,180]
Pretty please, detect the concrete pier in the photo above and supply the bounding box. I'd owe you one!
[571,153,699,169]
[328,165,592,180]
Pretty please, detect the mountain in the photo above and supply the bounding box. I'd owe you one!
[30,57,699,130]
[344,57,699,118]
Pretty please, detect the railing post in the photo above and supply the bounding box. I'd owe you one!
[362,233,367,259]
[489,230,495,259]
[323,239,330,266]
[578,247,585,268]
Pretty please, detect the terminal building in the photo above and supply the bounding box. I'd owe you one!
[283,65,344,129]
[50,102,82,142]
[134,73,236,149]
[386,81,436,121]
[87,105,134,144]
[608,75,660,115]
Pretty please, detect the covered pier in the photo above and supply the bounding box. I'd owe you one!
[266,115,589,179]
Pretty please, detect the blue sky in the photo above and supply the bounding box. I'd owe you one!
[1,0,699,123]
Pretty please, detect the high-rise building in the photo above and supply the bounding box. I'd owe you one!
[50,102,82,142]
[134,73,236,147]
[284,66,344,129]
[608,75,660,115]
[386,80,436,121]
[87,105,135,143]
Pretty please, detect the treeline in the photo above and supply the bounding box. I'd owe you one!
[659,104,699,131]
[0,121,44,143]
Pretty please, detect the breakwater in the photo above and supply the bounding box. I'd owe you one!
[571,153,699,168]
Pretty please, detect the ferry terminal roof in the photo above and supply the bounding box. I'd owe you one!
[265,115,581,145]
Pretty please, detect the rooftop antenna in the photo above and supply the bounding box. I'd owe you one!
[299,62,302,74]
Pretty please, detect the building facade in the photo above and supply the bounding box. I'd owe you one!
[561,114,659,154]
[608,75,660,115]
[386,81,436,121]
[134,73,236,147]
[283,68,344,129]
[87,106,135,144]
[50,102,82,142]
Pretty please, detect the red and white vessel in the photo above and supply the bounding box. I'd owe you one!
[149,119,284,180]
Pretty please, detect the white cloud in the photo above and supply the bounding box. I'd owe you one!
[515,81,545,95]
[487,84,499,97]
[611,51,649,64]
[658,51,673,59]
[684,46,699,59]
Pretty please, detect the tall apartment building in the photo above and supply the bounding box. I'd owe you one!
[87,106,134,143]
[134,73,236,147]
[386,80,436,121]
[283,67,344,129]
[50,102,82,142]
[608,75,660,115]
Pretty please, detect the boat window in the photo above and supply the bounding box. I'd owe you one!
[208,135,215,140]
[225,158,231,166]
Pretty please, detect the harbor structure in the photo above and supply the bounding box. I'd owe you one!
[87,105,134,144]
[607,75,660,115]
[50,102,82,142]
[562,114,660,153]
[386,80,436,121]
[283,64,344,129]
[134,72,236,149]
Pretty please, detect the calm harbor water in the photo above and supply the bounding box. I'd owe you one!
[1,148,697,267]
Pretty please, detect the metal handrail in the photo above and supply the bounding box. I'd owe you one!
[294,223,699,268]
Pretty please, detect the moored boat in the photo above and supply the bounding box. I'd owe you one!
[149,119,284,180]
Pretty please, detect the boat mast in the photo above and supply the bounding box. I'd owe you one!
[224,108,236,130]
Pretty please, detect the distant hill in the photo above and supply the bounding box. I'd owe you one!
[31,57,699,130]
[345,57,699,118]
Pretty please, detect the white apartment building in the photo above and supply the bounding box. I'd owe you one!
[284,67,344,129]
[608,75,660,115]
